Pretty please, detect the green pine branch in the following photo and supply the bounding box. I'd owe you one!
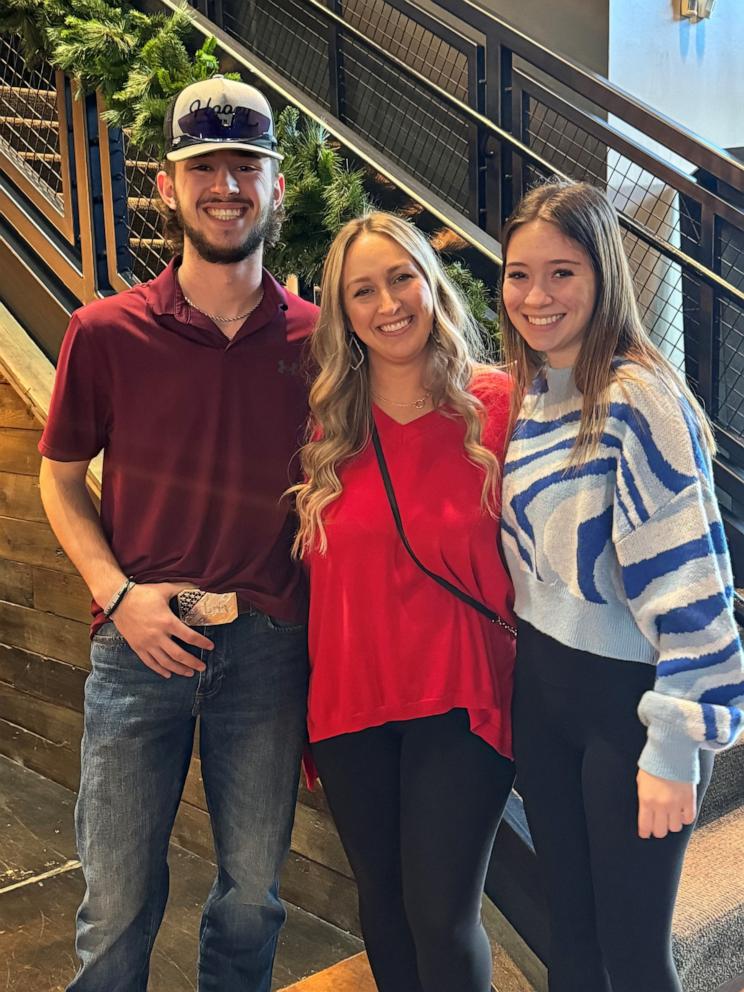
[444,260,500,342]
[0,0,499,316]
[267,107,373,284]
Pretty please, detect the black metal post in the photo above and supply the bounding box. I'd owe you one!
[482,36,509,240]
[327,0,344,120]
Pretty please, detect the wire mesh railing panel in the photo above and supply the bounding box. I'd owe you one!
[523,97,607,187]
[340,34,473,215]
[221,0,331,110]
[341,0,469,103]
[519,144,703,391]
[621,231,697,381]
[123,133,170,283]
[0,36,64,206]
[718,298,744,436]
[523,93,704,252]
[718,217,744,290]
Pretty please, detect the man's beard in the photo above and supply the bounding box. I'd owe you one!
[176,199,282,265]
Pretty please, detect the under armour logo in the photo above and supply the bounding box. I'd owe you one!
[277,359,300,375]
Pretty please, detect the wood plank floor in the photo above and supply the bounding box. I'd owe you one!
[0,755,361,991]
[0,754,536,992]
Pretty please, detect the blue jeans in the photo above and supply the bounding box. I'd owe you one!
[68,610,308,992]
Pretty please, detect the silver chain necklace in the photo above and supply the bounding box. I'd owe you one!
[183,289,264,324]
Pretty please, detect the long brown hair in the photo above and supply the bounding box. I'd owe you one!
[498,179,715,460]
[290,211,500,555]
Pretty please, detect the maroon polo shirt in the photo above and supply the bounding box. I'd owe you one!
[40,260,318,633]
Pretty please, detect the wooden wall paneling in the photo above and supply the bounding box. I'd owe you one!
[0,471,46,522]
[0,558,33,607]
[32,566,91,624]
[0,645,87,711]
[0,516,76,573]
[172,800,216,863]
[0,681,82,791]
[0,427,42,475]
[298,777,331,815]
[174,756,358,933]
[282,851,361,936]
[172,794,361,936]
[182,756,207,812]
[291,803,351,879]
[0,600,90,667]
[0,383,38,429]
[0,681,82,750]
[181,757,351,877]
[0,718,80,792]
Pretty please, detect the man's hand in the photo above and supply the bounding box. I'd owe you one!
[111,583,214,679]
[636,768,697,839]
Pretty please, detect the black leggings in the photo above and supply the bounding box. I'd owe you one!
[512,621,714,992]
[311,709,515,992]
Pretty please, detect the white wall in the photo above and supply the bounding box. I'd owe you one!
[476,0,610,75]
[604,2,744,372]
[608,0,744,157]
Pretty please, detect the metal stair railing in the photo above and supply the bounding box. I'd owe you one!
[181,0,744,524]
[2,6,744,528]
[0,35,99,305]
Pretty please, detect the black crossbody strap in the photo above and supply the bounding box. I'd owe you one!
[371,423,516,639]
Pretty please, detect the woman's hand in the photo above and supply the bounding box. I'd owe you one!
[636,769,697,839]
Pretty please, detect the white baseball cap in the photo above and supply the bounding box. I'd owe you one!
[164,76,282,162]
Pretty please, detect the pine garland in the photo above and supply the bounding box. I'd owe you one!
[0,0,499,333]
[444,260,500,340]
[268,107,373,285]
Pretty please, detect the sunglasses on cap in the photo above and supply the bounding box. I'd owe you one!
[177,106,273,142]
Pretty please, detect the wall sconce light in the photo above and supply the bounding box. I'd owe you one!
[680,0,716,18]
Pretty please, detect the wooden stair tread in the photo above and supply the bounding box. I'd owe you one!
[0,116,58,128]
[127,196,158,210]
[0,85,55,99]
[16,151,61,163]
[279,952,374,991]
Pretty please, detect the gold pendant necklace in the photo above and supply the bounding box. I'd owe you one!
[372,391,431,410]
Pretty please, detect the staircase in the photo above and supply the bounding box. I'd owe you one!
[1,2,744,989]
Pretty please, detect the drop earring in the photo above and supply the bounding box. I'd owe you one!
[348,333,365,371]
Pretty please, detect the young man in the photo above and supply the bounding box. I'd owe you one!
[39,77,318,991]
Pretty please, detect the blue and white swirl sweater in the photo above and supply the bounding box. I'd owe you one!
[501,363,744,783]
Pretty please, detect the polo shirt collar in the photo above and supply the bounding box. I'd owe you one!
[146,258,290,336]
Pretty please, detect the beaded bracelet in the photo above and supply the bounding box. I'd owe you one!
[103,577,135,618]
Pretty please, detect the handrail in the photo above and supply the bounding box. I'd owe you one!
[161,0,505,264]
[3,7,744,493]
[513,68,744,234]
[437,0,744,189]
[176,0,744,308]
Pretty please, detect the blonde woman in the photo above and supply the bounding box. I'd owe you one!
[292,212,516,992]
[499,180,744,992]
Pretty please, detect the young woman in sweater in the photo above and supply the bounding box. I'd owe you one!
[291,212,516,992]
[499,180,744,992]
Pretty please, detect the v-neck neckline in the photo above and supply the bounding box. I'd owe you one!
[372,403,448,434]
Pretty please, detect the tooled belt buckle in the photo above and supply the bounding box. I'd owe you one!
[175,590,239,626]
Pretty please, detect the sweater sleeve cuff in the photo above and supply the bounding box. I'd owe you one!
[638,724,701,784]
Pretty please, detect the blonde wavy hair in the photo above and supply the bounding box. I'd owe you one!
[499,180,715,462]
[291,211,500,555]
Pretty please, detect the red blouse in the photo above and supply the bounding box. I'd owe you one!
[306,370,515,758]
